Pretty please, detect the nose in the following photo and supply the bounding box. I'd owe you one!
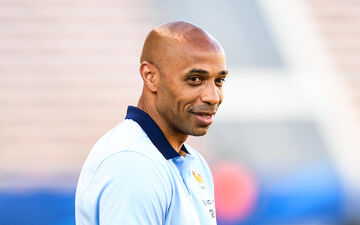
[201,82,221,105]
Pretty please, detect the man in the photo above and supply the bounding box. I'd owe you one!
[75,21,228,225]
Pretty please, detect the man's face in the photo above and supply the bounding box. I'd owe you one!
[155,45,227,137]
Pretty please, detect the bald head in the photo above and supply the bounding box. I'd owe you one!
[137,21,227,140]
[140,21,224,70]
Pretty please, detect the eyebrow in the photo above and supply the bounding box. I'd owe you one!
[219,70,228,76]
[186,69,228,76]
[186,69,209,75]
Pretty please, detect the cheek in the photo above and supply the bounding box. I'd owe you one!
[182,88,202,108]
[158,79,200,113]
[157,84,184,116]
[158,81,176,101]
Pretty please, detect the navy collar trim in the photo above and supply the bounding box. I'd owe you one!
[125,106,189,160]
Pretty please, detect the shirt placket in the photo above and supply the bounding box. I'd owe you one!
[172,155,194,197]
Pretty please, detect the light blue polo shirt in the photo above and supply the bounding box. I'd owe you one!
[75,106,217,225]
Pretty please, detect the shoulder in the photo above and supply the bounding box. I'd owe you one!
[98,151,169,182]
[83,119,167,174]
[79,151,173,210]
[77,151,172,225]
[77,120,174,202]
[94,151,173,193]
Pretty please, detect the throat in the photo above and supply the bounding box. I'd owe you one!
[179,149,187,157]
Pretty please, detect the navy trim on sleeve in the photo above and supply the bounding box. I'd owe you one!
[125,106,189,160]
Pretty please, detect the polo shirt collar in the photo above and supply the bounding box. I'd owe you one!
[125,106,189,160]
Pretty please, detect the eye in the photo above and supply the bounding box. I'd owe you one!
[215,78,225,86]
[188,76,202,85]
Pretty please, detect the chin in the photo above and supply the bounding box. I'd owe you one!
[188,127,210,136]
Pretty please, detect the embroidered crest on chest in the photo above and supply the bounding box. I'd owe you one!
[192,170,206,190]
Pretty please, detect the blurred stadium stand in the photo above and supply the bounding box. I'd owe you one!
[0,0,151,187]
[1,0,360,224]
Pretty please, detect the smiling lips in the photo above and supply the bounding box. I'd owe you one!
[192,111,216,125]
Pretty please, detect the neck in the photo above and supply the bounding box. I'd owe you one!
[137,95,188,153]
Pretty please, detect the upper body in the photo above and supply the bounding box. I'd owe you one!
[75,106,217,224]
[75,21,227,224]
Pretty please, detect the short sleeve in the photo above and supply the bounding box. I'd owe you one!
[84,151,171,225]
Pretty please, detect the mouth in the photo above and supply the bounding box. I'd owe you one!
[192,111,216,125]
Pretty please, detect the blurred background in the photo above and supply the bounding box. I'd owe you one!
[1,0,360,224]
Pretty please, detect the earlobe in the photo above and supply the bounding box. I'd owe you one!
[140,62,158,93]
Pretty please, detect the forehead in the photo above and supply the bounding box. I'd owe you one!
[177,47,227,72]
[158,36,227,76]
[187,49,225,62]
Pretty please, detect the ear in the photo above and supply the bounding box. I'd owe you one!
[139,61,159,93]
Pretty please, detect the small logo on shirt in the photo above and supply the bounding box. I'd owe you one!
[192,171,204,183]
